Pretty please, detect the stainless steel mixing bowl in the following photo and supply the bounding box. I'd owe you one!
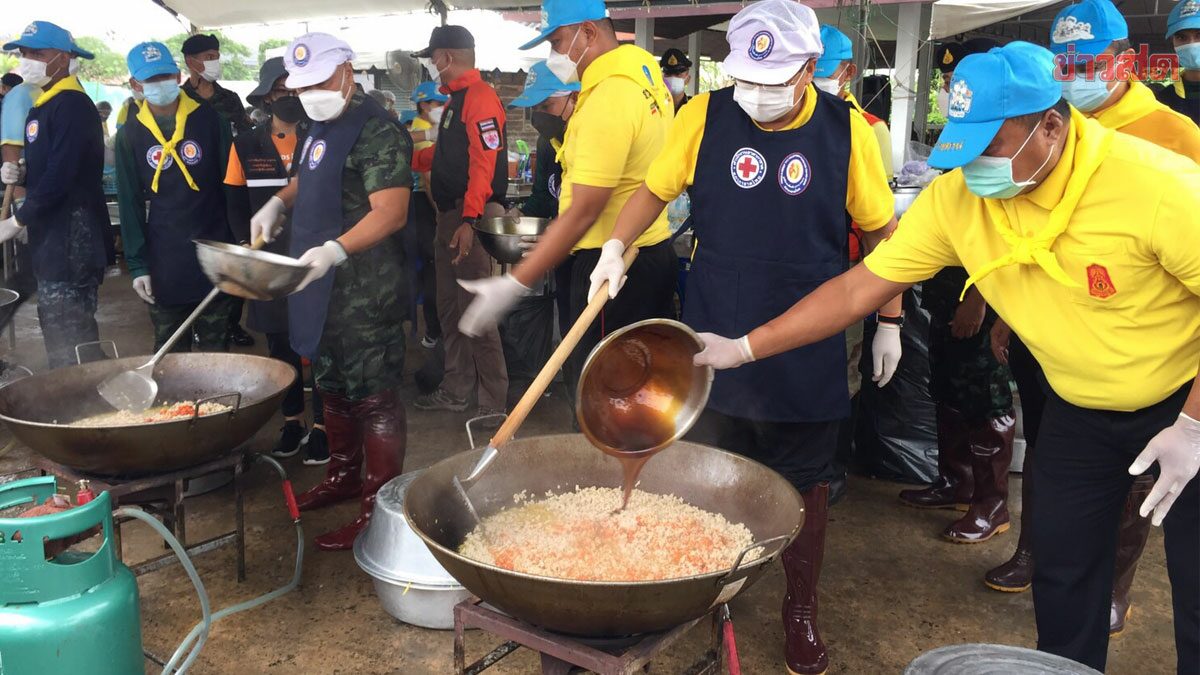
[473,216,550,265]
[194,239,310,301]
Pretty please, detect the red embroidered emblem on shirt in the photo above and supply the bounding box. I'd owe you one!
[1087,264,1116,299]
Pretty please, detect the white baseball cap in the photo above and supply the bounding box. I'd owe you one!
[284,33,356,89]
[723,0,823,85]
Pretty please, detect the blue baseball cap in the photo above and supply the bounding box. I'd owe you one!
[814,25,853,77]
[520,0,609,50]
[1168,0,1200,37]
[3,21,93,59]
[1048,0,1128,57]
[929,42,1061,170]
[509,61,580,108]
[127,41,180,82]
[411,81,449,104]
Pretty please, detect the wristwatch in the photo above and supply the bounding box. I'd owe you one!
[462,215,478,226]
[876,311,905,328]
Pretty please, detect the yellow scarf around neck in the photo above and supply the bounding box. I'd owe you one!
[135,93,201,193]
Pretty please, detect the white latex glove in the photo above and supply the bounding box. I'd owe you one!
[132,275,155,304]
[518,234,538,255]
[1129,412,1200,526]
[0,216,26,245]
[693,333,755,370]
[587,239,628,301]
[871,323,902,387]
[1,160,24,186]
[251,195,287,244]
[457,275,530,338]
[294,241,346,292]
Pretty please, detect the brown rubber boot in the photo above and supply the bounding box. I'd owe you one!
[784,483,830,675]
[315,390,407,552]
[985,440,1034,591]
[295,391,363,512]
[944,412,1015,544]
[899,404,974,510]
[1110,475,1155,636]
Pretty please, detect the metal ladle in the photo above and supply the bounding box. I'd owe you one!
[97,238,270,412]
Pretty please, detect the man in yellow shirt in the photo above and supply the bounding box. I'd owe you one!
[457,0,678,402]
[692,42,1200,674]
[1051,0,1200,162]
[597,3,899,673]
[812,24,893,177]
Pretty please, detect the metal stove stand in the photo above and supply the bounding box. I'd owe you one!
[453,599,726,675]
[34,451,247,581]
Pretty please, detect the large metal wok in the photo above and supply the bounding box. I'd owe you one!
[0,353,294,477]
[405,434,804,637]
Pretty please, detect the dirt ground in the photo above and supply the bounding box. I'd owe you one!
[0,275,1178,674]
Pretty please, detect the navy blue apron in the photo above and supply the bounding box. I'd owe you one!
[288,98,392,359]
[685,87,852,423]
[124,103,232,305]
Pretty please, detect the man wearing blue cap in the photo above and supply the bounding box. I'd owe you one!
[457,0,679,413]
[813,24,893,177]
[114,41,237,353]
[690,41,1200,673]
[249,33,412,551]
[409,80,448,349]
[1050,0,1200,162]
[0,21,111,369]
[1157,0,1200,124]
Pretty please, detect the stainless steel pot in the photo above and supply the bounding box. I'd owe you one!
[405,434,805,637]
[474,216,549,265]
[355,472,470,630]
[195,239,310,301]
[893,186,924,219]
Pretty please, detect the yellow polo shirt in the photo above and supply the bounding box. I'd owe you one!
[865,114,1200,411]
[644,86,894,231]
[1092,79,1200,163]
[561,44,673,251]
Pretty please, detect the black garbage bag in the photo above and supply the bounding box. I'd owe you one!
[500,294,555,399]
[853,284,939,484]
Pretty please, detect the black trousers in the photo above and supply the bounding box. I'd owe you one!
[563,239,678,404]
[1009,336,1046,450]
[413,196,441,340]
[266,331,323,424]
[1032,384,1198,673]
[687,407,840,493]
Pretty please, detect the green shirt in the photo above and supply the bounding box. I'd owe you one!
[113,103,234,279]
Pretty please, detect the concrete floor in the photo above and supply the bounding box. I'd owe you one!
[0,272,1178,674]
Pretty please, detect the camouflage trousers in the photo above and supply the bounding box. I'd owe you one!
[147,294,238,353]
[37,280,101,370]
[928,318,1013,422]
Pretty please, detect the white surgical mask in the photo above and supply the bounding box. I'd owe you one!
[132,88,145,102]
[936,89,950,117]
[546,28,588,85]
[733,79,799,123]
[68,57,80,76]
[813,77,842,96]
[429,106,445,126]
[200,59,222,82]
[665,76,686,96]
[17,57,53,87]
[141,80,181,107]
[420,56,450,84]
[299,70,351,121]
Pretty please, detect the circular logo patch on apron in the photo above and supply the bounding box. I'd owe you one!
[749,31,775,61]
[24,120,39,144]
[778,153,812,196]
[548,173,560,199]
[307,140,327,170]
[730,147,767,189]
[146,145,174,170]
[180,140,203,165]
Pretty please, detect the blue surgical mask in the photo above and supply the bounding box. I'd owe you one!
[141,80,180,107]
[1060,73,1114,112]
[1177,43,1200,70]
[962,123,1053,200]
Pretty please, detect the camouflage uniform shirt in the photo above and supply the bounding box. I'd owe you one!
[313,94,414,400]
[183,80,250,136]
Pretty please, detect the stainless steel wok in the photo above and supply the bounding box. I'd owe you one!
[0,353,295,477]
[405,434,804,637]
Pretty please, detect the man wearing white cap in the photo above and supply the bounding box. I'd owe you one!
[249,33,412,552]
[598,2,898,672]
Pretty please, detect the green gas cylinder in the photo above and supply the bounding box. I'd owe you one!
[0,476,144,674]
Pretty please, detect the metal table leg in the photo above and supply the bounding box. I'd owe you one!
[234,460,245,582]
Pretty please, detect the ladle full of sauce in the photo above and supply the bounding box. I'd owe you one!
[576,320,714,510]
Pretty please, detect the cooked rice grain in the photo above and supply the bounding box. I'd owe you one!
[459,487,758,581]
[70,401,233,427]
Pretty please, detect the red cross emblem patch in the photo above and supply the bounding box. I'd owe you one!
[730,147,766,189]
